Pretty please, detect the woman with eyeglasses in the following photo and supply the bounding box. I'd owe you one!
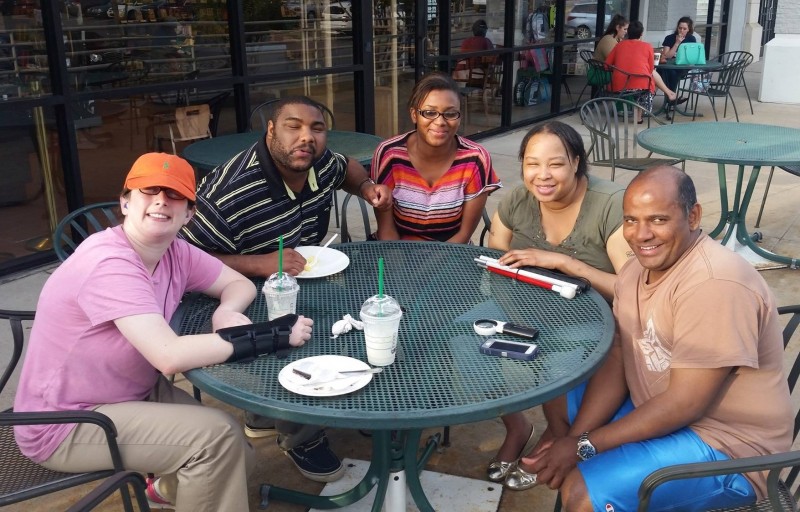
[13,153,313,511]
[370,72,501,242]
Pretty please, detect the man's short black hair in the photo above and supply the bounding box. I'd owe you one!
[268,96,326,127]
[472,19,488,37]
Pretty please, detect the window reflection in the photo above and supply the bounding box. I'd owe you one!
[55,0,230,94]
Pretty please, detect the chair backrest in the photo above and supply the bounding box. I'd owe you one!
[249,99,336,132]
[174,104,212,140]
[605,62,653,93]
[340,193,373,242]
[579,49,594,64]
[580,97,656,163]
[707,60,743,96]
[53,202,122,262]
[716,51,753,87]
[0,310,129,508]
[0,309,35,397]
[778,305,800,490]
[478,207,492,247]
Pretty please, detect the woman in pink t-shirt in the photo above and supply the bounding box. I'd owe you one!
[13,153,313,511]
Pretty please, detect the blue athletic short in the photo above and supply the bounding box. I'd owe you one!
[567,383,757,512]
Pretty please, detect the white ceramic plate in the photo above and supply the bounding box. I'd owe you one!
[295,246,350,279]
[278,355,373,397]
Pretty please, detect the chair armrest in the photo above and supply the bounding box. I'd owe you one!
[1,410,125,470]
[637,450,800,512]
[65,471,150,512]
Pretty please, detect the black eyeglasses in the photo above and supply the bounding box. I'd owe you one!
[139,186,187,201]
[417,109,462,121]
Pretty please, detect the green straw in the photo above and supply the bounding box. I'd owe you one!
[278,235,284,279]
[378,257,384,299]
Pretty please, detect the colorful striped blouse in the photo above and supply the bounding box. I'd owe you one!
[371,132,501,241]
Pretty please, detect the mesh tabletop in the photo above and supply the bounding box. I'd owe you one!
[176,242,614,430]
[637,123,800,167]
[181,131,382,171]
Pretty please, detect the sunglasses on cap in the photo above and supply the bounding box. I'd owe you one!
[139,186,187,201]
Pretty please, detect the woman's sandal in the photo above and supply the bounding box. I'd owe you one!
[486,425,537,483]
[505,463,539,491]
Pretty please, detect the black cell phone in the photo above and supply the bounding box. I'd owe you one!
[479,338,539,361]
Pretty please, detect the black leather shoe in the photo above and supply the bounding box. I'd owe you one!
[675,97,689,105]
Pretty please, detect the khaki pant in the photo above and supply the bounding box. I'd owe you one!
[45,376,255,512]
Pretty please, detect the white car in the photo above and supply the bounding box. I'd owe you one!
[565,1,613,39]
[320,1,352,34]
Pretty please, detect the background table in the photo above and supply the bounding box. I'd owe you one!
[182,130,382,173]
[654,59,723,118]
[172,241,614,511]
[637,122,800,269]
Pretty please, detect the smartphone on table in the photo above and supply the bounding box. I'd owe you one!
[479,338,539,361]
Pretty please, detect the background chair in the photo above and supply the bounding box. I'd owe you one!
[717,51,754,115]
[206,91,231,137]
[637,304,800,512]
[52,202,122,262]
[479,207,492,247]
[340,193,372,242]
[574,52,610,107]
[154,103,213,154]
[678,59,744,122]
[580,97,685,181]
[0,309,132,510]
[755,165,800,228]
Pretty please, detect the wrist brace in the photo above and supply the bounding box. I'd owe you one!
[216,314,298,362]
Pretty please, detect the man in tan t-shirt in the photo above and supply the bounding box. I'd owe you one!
[505,165,791,511]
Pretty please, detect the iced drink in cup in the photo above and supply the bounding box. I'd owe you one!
[263,272,300,321]
[359,294,403,366]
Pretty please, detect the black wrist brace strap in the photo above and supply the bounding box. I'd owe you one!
[217,314,298,363]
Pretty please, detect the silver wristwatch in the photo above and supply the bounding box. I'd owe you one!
[576,431,597,461]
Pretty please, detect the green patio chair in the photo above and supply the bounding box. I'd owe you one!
[53,202,122,262]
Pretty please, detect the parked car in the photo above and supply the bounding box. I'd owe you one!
[282,0,321,22]
[320,1,351,34]
[565,1,614,39]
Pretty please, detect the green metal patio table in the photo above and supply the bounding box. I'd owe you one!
[181,130,382,173]
[637,122,800,269]
[653,59,723,118]
[171,241,614,511]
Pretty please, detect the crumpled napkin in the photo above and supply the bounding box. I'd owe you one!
[330,314,364,339]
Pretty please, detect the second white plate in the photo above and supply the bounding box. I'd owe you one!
[296,246,350,278]
[278,355,373,397]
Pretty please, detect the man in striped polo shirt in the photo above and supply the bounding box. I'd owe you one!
[181,96,390,483]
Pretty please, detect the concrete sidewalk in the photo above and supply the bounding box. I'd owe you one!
[1,60,799,511]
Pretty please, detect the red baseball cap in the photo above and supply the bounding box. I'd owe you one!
[124,153,196,201]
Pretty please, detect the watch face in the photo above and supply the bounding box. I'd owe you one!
[578,444,595,460]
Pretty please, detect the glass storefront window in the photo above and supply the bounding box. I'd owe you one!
[58,0,230,93]
[244,0,354,76]
[564,0,619,41]
[0,104,63,263]
[250,71,356,131]
[1,0,48,99]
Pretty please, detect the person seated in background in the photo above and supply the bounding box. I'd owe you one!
[659,16,697,92]
[13,153,314,511]
[453,19,494,87]
[485,121,630,488]
[508,166,791,512]
[371,72,501,243]
[181,96,391,484]
[605,21,681,123]
[595,15,678,107]
[593,14,629,62]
